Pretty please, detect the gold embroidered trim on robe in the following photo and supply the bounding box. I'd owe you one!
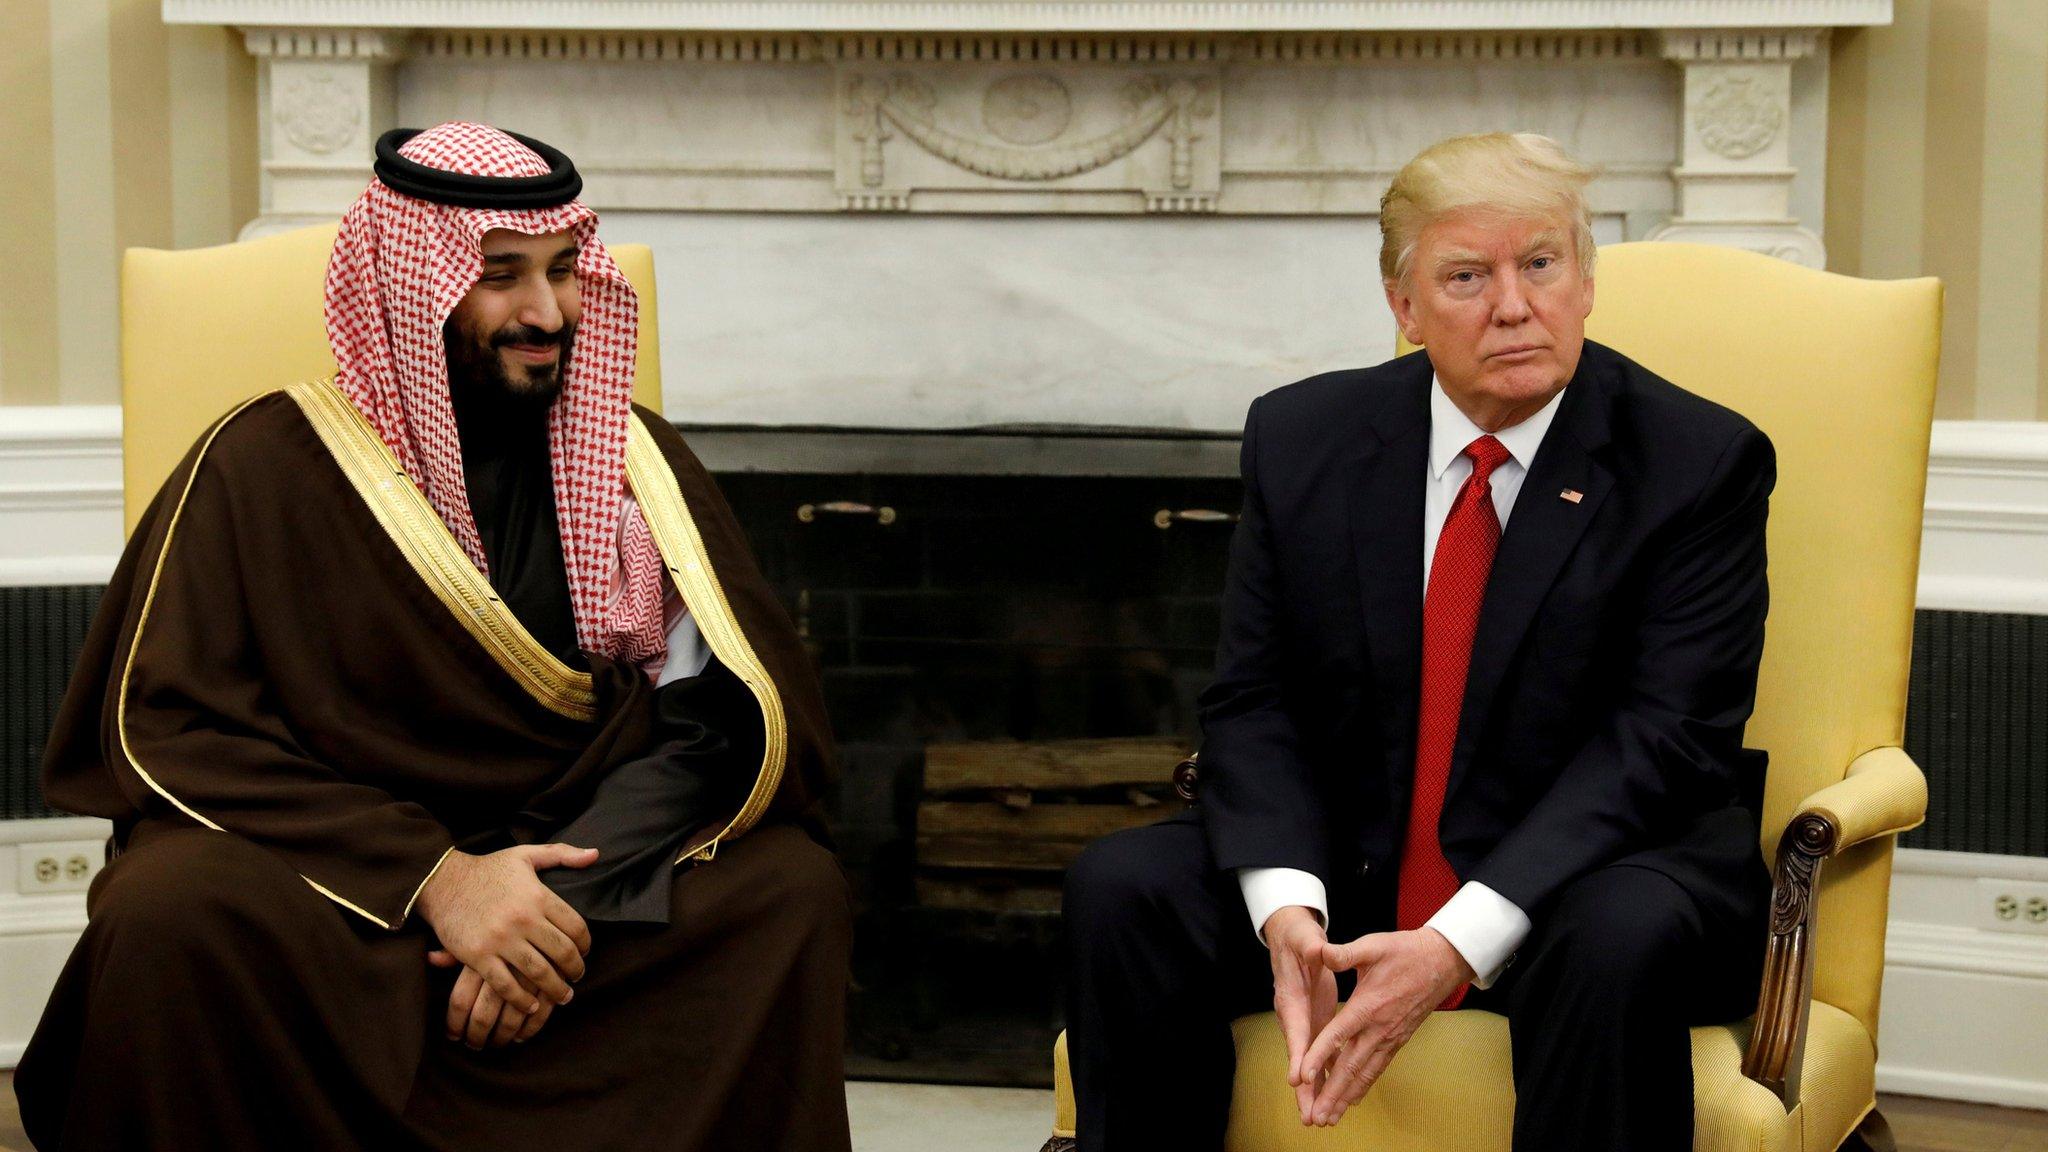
[285,378,598,722]
[622,413,790,863]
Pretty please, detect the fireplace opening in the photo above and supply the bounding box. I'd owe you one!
[714,461,1243,1087]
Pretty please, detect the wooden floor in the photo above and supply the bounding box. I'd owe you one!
[2,1068,2045,1150]
[1879,1096,2048,1152]
[2,1074,26,1152]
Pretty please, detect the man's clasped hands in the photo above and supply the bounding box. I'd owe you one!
[414,843,602,1050]
[406,840,1479,1093]
[1263,905,1478,1130]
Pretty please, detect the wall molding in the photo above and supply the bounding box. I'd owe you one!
[0,817,109,1068]
[4,406,2041,608]
[0,407,122,587]
[1918,420,2048,615]
[1877,848,2048,1108]
[397,28,1660,63]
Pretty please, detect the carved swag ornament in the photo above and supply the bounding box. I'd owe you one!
[842,70,1215,191]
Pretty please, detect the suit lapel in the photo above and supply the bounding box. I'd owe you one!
[1347,357,1432,819]
[1447,353,1616,803]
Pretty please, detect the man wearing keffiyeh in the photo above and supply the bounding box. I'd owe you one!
[16,122,851,1152]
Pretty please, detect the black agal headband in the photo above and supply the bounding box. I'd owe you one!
[373,128,583,209]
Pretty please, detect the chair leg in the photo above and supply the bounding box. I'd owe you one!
[1841,1107,1897,1152]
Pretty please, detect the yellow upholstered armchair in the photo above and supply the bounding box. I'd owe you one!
[1044,242,1942,1152]
[119,223,664,527]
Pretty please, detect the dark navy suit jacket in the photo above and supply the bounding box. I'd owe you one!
[1197,340,1775,931]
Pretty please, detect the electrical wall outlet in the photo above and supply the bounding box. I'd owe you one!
[1977,878,2048,934]
[14,839,106,895]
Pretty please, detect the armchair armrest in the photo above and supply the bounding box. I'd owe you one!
[1741,746,1929,1108]
[1794,746,1928,852]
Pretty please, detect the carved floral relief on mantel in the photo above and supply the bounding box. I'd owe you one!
[1696,69,1784,161]
[277,70,363,155]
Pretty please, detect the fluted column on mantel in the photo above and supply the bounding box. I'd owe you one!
[243,26,408,239]
[1646,27,1826,268]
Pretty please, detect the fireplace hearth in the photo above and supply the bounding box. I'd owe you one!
[713,457,1242,1086]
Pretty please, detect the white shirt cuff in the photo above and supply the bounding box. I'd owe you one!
[1238,867,1328,944]
[1424,881,1530,989]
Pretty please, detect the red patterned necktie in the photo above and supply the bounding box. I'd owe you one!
[1398,434,1513,1010]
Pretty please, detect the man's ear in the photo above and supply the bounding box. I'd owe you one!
[1581,274,1596,321]
[1384,277,1424,348]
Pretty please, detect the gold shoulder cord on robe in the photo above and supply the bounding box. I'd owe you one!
[286,378,789,864]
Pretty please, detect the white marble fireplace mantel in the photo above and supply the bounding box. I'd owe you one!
[164,1,1890,32]
[165,0,1891,430]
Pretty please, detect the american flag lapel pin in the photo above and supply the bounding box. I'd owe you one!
[1559,488,1584,504]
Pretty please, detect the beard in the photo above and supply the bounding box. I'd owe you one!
[443,315,576,405]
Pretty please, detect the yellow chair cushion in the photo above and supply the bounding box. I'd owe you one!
[1045,1005,1872,1152]
[120,223,664,533]
[1219,1007,1872,1152]
[1064,1000,1875,1139]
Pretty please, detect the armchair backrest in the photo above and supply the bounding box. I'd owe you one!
[1579,244,1940,1037]
[119,223,665,533]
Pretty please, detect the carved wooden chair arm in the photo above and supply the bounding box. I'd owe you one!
[1741,746,1928,1108]
[1172,751,1201,803]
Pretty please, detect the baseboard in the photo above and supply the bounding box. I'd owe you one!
[1875,849,2048,1109]
[0,818,107,1069]
[4,839,2043,1106]
[1877,1067,2048,1111]
[0,906,88,1070]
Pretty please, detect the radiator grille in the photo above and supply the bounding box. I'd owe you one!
[1,585,101,820]
[2,586,2043,858]
[1904,610,2048,857]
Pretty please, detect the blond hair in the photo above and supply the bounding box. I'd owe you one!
[1379,132,1598,285]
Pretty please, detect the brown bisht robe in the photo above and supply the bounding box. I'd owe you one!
[14,380,850,1152]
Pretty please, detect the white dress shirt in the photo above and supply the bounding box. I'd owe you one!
[1239,377,1569,990]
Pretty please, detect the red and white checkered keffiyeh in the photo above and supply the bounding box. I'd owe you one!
[324,121,669,676]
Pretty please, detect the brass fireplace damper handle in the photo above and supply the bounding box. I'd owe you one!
[1154,508,1240,530]
[797,501,896,525]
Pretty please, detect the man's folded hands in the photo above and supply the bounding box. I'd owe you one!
[1264,905,1340,1127]
[1266,907,1478,1128]
[416,843,600,1049]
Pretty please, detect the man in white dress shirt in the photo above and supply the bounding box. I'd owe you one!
[1062,132,1776,1150]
